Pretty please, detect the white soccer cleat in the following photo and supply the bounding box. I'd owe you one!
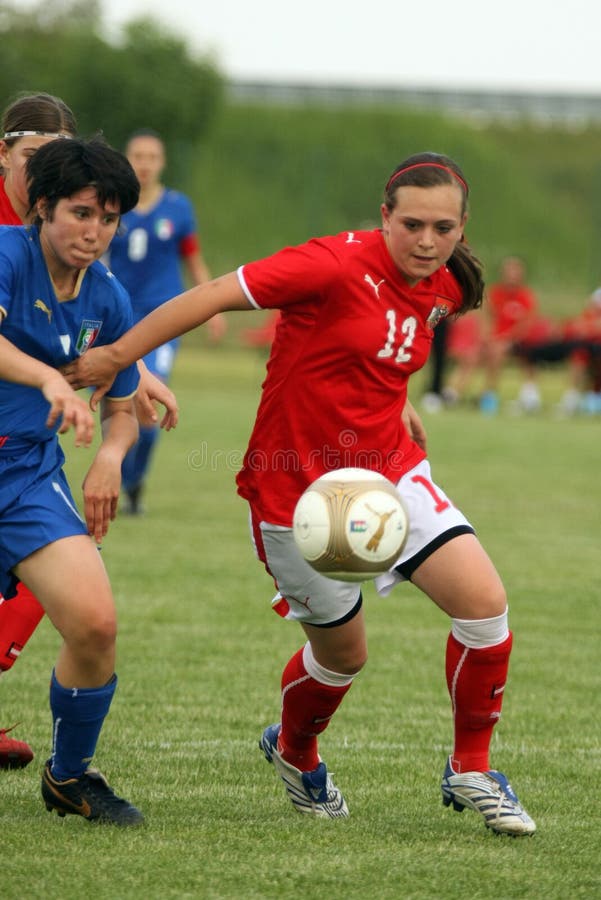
[441,756,536,835]
[259,724,349,819]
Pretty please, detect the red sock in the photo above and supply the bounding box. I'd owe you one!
[446,631,512,773]
[0,583,45,672]
[279,647,352,771]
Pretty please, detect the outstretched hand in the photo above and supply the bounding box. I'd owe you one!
[42,372,95,447]
[61,346,118,411]
[135,363,179,430]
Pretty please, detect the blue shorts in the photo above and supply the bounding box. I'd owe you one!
[0,439,87,599]
[143,339,179,381]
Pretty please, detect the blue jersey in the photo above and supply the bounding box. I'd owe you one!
[0,225,139,454]
[107,188,198,322]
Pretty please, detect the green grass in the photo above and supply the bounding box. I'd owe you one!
[3,340,600,899]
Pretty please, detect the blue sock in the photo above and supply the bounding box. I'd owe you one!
[49,670,117,781]
[122,426,159,492]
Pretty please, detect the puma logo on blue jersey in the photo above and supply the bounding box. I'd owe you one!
[34,299,52,322]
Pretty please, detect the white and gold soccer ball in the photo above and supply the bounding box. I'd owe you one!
[292,468,409,583]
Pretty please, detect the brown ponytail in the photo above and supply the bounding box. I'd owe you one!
[446,240,485,313]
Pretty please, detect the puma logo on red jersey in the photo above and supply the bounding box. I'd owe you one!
[364,274,385,299]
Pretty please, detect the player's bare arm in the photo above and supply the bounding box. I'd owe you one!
[63,272,250,407]
[0,333,94,446]
[402,399,427,453]
[82,397,138,543]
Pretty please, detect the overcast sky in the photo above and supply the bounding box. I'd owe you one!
[92,0,601,94]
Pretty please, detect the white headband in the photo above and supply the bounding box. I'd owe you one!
[2,131,72,140]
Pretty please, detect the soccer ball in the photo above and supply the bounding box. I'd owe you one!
[292,468,409,582]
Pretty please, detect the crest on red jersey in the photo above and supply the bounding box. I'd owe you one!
[426,302,450,330]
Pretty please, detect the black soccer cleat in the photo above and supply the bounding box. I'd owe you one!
[41,761,144,826]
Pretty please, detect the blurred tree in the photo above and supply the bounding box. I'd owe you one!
[0,0,224,159]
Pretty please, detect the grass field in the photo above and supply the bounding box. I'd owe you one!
[2,339,600,899]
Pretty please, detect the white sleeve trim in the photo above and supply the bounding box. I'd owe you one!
[237,265,262,310]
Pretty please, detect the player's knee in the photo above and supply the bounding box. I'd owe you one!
[459,578,507,620]
[305,638,367,678]
[485,581,507,618]
[89,614,117,652]
[71,610,117,657]
[350,645,368,673]
[327,645,368,676]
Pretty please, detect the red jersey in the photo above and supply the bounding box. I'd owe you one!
[0,178,23,225]
[235,229,463,525]
[487,282,538,340]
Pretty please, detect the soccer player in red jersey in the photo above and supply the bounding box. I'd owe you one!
[64,152,536,835]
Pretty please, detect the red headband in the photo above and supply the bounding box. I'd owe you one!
[385,162,468,195]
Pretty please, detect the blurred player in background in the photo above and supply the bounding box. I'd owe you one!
[107,129,224,515]
[0,94,178,768]
[558,287,601,414]
[441,310,486,404]
[480,255,551,414]
[66,152,536,836]
[0,137,145,824]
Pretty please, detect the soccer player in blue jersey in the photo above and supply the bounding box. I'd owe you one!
[0,93,181,769]
[107,129,223,514]
[0,90,78,768]
[0,136,145,825]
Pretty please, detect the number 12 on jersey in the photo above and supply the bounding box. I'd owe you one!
[377,311,417,364]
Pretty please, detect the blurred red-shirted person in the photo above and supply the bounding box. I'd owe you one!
[558,288,601,414]
[480,256,549,414]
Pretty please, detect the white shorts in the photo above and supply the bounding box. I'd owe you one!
[250,459,474,626]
